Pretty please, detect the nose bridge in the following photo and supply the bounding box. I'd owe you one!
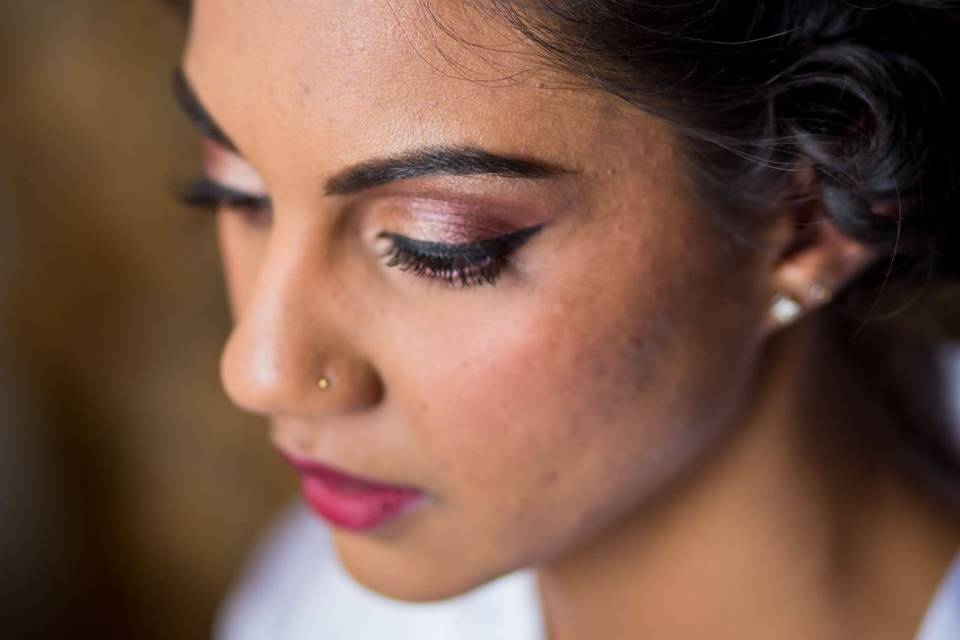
[220,224,380,417]
[222,226,321,406]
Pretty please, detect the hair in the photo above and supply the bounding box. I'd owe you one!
[453,1,960,308]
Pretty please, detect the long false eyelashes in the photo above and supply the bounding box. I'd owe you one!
[377,226,543,289]
[379,237,509,288]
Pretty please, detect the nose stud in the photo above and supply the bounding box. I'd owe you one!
[317,376,331,391]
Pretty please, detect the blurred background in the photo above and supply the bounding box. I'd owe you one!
[0,2,294,638]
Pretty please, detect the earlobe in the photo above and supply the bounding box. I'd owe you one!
[763,202,879,332]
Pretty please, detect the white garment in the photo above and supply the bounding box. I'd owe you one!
[917,544,960,640]
[214,501,544,640]
[215,500,960,640]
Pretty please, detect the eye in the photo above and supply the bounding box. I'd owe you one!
[177,176,272,225]
[376,225,543,289]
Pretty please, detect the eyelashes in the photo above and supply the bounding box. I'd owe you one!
[178,176,273,225]
[376,226,542,288]
[177,176,542,289]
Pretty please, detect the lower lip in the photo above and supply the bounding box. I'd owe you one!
[300,475,424,531]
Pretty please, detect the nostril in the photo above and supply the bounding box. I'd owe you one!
[218,328,385,418]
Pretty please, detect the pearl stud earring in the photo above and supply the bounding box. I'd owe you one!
[317,376,331,391]
[770,292,802,326]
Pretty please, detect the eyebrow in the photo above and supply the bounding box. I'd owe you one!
[173,67,238,153]
[323,145,574,196]
[172,67,576,196]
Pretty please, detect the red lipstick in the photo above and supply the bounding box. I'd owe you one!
[280,453,425,531]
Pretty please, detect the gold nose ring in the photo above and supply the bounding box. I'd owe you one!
[317,376,331,391]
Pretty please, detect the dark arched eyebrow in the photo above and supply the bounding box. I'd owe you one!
[172,66,577,197]
[172,67,237,153]
[322,145,575,196]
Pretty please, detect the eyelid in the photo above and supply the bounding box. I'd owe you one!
[378,225,543,256]
[375,224,543,289]
[200,136,270,196]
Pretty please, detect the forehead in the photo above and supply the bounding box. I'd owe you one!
[183,0,665,182]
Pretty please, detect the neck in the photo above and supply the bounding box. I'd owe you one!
[536,313,960,640]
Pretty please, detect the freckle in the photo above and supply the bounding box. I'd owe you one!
[297,80,313,104]
[591,360,612,382]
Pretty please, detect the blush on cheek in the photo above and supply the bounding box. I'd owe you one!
[433,310,651,484]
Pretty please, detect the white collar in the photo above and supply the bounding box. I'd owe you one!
[915,546,960,640]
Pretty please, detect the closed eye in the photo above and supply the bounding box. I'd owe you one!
[376,225,543,289]
[177,176,272,225]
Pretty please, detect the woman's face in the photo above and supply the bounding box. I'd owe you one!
[184,0,778,600]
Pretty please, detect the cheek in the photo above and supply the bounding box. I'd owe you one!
[397,305,669,573]
[399,285,665,507]
[392,227,761,557]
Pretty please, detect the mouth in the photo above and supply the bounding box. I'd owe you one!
[278,450,426,532]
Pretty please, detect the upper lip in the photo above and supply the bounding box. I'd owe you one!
[278,449,419,493]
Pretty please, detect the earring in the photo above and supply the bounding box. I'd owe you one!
[317,376,331,391]
[809,282,833,304]
[770,292,802,326]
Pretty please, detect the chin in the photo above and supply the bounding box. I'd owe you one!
[330,530,513,603]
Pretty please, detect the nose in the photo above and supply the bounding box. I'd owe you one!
[219,228,384,418]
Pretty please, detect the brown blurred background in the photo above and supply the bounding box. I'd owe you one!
[0,2,294,638]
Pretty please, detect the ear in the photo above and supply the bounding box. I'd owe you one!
[760,186,879,334]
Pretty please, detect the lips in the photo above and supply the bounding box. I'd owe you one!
[280,452,425,531]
